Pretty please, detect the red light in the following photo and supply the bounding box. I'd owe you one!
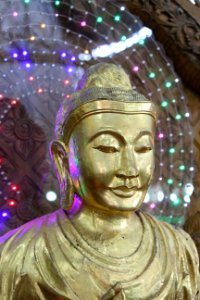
[37,88,43,93]
[64,79,70,85]
[0,157,3,164]
[0,94,3,99]
[11,99,17,105]
[11,184,18,191]
[8,200,16,206]
[29,76,34,81]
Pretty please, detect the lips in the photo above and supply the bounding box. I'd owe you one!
[110,186,138,198]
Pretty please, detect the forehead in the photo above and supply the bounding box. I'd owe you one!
[71,112,155,141]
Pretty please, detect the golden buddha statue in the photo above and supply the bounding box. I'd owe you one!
[0,63,199,300]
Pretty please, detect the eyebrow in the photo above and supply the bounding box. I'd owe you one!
[89,129,124,143]
[89,129,153,144]
[135,130,154,141]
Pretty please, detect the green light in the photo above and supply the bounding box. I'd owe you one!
[148,72,156,79]
[172,98,176,103]
[156,215,184,225]
[165,81,172,88]
[114,15,121,22]
[54,0,60,5]
[138,39,145,45]
[24,0,30,3]
[175,114,182,120]
[179,165,186,171]
[171,197,181,206]
[96,16,103,23]
[161,100,168,108]
[169,147,176,154]
[121,35,127,41]
[167,178,174,185]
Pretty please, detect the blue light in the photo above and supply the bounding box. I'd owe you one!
[1,211,9,218]
[12,52,18,58]
[61,52,67,58]
[22,50,28,56]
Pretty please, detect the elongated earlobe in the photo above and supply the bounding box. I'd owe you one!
[50,140,75,211]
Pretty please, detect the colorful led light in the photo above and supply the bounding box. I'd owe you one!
[11,99,17,105]
[11,184,18,191]
[148,72,156,78]
[61,52,67,58]
[161,100,168,108]
[175,114,182,120]
[138,39,145,45]
[30,36,35,41]
[133,66,139,72]
[158,132,164,139]
[1,211,9,218]
[179,165,186,171]
[167,178,174,185]
[114,15,121,22]
[96,16,103,23]
[121,35,127,41]
[169,147,176,154]
[64,79,70,85]
[80,21,86,27]
[22,50,28,56]
[12,53,18,58]
[165,81,172,88]
[41,23,46,29]
[37,88,43,93]
[54,0,60,5]
[8,200,16,206]
[149,203,156,209]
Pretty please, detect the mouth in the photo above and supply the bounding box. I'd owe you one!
[110,186,138,198]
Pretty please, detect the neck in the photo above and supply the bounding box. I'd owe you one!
[70,204,140,240]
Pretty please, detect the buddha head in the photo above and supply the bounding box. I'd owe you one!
[51,63,158,214]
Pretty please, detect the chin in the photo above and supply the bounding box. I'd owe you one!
[95,190,146,212]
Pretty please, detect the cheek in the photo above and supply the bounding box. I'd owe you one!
[137,153,155,182]
[81,150,119,185]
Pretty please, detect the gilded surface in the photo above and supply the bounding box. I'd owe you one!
[0,63,199,299]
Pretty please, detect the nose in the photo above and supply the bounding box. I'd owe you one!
[116,147,139,179]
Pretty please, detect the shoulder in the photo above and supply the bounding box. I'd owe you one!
[0,209,65,257]
[139,210,199,261]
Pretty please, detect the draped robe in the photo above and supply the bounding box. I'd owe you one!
[0,209,199,299]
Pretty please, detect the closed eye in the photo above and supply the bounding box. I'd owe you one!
[93,145,119,153]
[135,146,152,153]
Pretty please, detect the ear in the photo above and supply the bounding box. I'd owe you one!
[50,140,68,189]
[50,140,75,211]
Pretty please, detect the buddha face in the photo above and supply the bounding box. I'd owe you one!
[67,112,155,212]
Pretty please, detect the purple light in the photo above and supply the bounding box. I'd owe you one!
[149,203,156,209]
[68,194,83,215]
[61,52,67,58]
[133,66,139,72]
[71,56,76,61]
[80,21,86,27]
[22,50,28,56]
[13,53,18,58]
[2,212,8,218]
[13,11,18,17]
[68,67,73,73]
[25,62,31,68]
[158,132,164,139]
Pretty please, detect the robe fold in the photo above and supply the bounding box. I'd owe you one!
[0,209,199,299]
